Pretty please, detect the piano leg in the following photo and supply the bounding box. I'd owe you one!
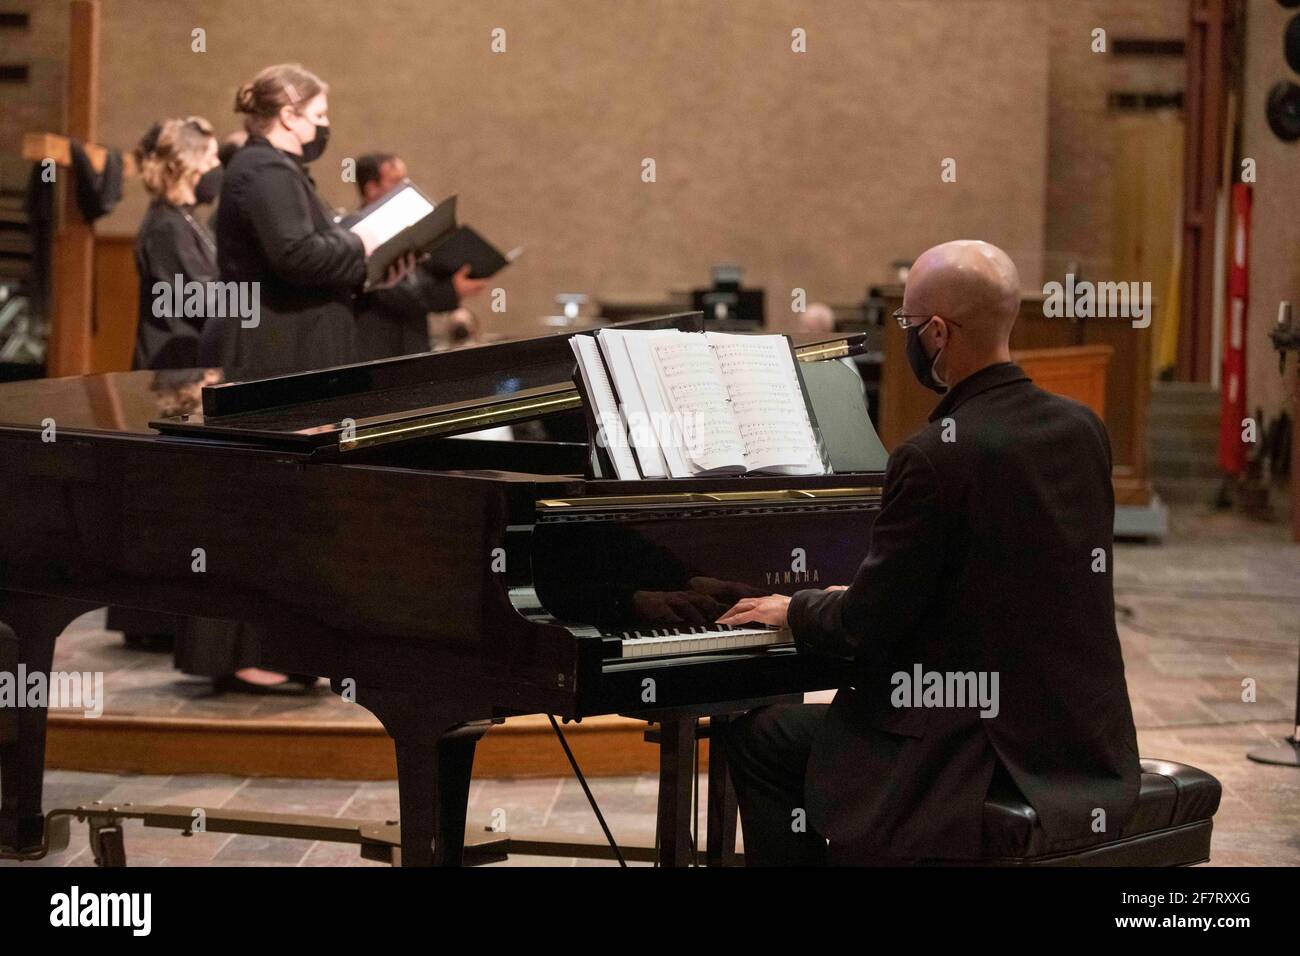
[392,724,486,867]
[0,594,95,853]
[350,684,489,867]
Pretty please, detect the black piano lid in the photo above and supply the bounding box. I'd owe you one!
[150,313,870,454]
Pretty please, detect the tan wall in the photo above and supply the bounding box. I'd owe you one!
[1241,0,1299,420]
[1043,0,1188,279]
[5,2,1290,461]
[70,0,1047,336]
[6,1,1224,365]
[0,0,75,188]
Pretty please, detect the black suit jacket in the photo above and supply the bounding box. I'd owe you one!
[790,362,1141,861]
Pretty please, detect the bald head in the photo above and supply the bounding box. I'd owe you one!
[904,240,1021,346]
[900,241,1022,390]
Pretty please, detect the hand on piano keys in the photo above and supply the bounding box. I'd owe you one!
[716,593,792,628]
[717,585,851,628]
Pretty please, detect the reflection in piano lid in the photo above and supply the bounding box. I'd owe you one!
[149,312,873,458]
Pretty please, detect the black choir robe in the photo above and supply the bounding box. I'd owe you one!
[211,135,366,375]
[132,201,217,370]
[351,261,459,361]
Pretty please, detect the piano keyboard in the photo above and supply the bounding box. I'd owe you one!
[612,624,793,659]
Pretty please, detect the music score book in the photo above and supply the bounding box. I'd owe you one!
[569,329,830,480]
[346,183,519,290]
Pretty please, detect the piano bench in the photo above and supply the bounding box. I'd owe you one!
[972,759,1222,866]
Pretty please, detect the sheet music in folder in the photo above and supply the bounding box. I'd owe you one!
[348,184,519,290]
[348,185,436,254]
[348,184,457,289]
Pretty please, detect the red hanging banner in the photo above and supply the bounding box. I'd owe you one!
[1218,183,1251,475]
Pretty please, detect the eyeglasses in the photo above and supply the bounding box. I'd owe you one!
[892,307,963,330]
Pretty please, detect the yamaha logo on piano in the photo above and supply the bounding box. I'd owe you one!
[764,568,821,586]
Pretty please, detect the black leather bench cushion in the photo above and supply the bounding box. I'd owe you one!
[980,758,1222,859]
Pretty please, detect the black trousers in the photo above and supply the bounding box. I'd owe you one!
[723,702,830,866]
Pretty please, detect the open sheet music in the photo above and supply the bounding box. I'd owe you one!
[570,329,828,479]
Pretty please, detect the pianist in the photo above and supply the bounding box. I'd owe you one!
[717,240,1142,865]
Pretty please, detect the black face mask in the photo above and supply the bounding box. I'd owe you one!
[906,319,948,394]
[300,122,329,163]
[194,166,222,205]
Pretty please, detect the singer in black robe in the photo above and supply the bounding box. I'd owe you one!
[132,202,218,369]
[209,134,366,375]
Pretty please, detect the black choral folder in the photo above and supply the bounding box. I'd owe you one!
[347,183,518,289]
[425,226,519,279]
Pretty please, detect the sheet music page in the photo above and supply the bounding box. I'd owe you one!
[621,330,693,477]
[595,330,669,478]
[570,336,641,480]
[705,332,825,475]
[649,335,747,475]
[348,186,435,255]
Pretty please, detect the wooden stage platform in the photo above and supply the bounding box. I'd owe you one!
[46,610,686,780]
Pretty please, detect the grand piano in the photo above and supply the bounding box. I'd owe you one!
[0,313,884,866]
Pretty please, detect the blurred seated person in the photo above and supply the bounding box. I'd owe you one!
[349,152,487,360]
[800,301,869,399]
[432,307,483,350]
[798,301,837,335]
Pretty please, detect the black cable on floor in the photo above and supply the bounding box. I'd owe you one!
[548,714,627,867]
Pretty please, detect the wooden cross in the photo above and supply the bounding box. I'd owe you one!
[19,0,128,378]
[22,132,139,179]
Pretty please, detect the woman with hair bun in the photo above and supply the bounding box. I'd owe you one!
[131,116,221,369]
[210,62,410,375]
[176,65,411,693]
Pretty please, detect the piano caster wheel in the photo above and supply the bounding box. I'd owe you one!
[90,823,127,867]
